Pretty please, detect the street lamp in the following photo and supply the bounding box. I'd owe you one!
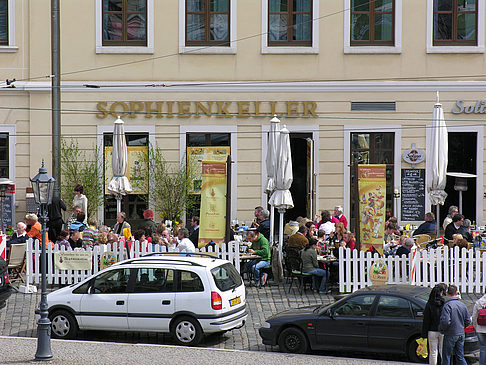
[31,160,54,361]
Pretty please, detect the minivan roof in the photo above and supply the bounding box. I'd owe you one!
[113,253,230,269]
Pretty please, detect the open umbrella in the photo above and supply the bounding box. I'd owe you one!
[265,115,280,246]
[107,116,132,213]
[428,92,448,238]
[269,126,293,257]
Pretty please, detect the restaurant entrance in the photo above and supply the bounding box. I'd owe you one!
[285,133,314,221]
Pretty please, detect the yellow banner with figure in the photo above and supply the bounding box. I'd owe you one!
[54,251,92,271]
[358,164,387,255]
[198,161,227,248]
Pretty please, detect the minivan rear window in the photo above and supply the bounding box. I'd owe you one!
[211,263,242,292]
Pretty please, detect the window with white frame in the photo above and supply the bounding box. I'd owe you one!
[96,0,153,54]
[344,0,401,53]
[262,0,319,54]
[426,0,484,53]
[0,0,17,52]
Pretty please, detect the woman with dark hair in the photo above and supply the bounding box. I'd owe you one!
[72,184,88,224]
[301,239,329,294]
[305,221,318,241]
[421,283,447,365]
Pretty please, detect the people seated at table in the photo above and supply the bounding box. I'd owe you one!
[82,217,98,248]
[301,239,329,294]
[25,213,43,242]
[173,227,195,253]
[69,211,87,233]
[384,234,402,256]
[329,222,345,247]
[112,212,131,237]
[317,210,335,237]
[316,230,327,254]
[137,209,158,236]
[414,212,437,236]
[68,230,83,249]
[283,220,299,237]
[395,237,414,256]
[245,230,271,286]
[385,216,400,235]
[342,231,356,250]
[254,209,270,241]
[333,206,348,229]
[305,221,318,242]
[443,205,459,231]
[445,214,473,243]
[286,225,308,257]
[65,205,81,231]
[55,230,71,249]
[7,222,28,247]
[384,222,399,243]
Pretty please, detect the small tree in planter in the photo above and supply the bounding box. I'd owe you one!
[133,144,197,225]
[60,138,104,220]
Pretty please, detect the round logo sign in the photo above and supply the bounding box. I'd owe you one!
[402,148,425,164]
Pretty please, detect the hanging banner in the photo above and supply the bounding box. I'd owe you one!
[198,161,227,248]
[187,146,230,194]
[104,146,148,194]
[358,164,387,255]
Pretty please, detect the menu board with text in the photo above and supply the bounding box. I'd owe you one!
[401,169,425,221]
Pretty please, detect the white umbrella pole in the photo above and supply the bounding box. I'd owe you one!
[270,205,275,246]
[436,204,440,238]
[278,208,285,259]
[116,195,122,213]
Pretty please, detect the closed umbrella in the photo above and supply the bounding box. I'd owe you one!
[107,116,132,213]
[428,92,448,238]
[269,126,293,257]
[265,115,280,246]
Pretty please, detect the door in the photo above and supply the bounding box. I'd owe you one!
[367,295,422,353]
[79,268,131,330]
[127,267,176,331]
[315,294,376,350]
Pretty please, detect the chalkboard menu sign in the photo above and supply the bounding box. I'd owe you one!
[401,169,425,221]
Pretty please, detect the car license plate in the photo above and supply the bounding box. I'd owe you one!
[230,296,241,306]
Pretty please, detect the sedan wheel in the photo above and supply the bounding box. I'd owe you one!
[49,310,78,339]
[171,316,203,346]
[278,327,309,354]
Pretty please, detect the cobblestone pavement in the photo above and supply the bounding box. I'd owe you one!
[0,281,482,362]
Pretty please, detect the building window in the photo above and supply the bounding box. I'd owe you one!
[186,0,230,46]
[0,133,8,177]
[433,0,477,45]
[102,0,147,46]
[0,0,8,46]
[268,0,312,46]
[351,0,394,45]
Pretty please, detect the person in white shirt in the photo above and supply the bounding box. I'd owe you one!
[175,228,196,253]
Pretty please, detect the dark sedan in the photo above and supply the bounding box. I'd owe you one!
[259,285,479,363]
[0,257,12,310]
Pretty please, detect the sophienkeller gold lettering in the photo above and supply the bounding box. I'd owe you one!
[95,101,318,119]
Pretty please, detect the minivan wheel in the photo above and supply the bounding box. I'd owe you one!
[171,316,203,346]
[49,310,78,339]
[278,327,309,354]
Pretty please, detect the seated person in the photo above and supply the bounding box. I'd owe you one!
[414,212,437,236]
[7,222,28,246]
[301,239,329,294]
[25,213,42,242]
[82,217,99,248]
[70,211,87,233]
[341,231,356,250]
[286,225,308,257]
[395,237,414,256]
[245,230,271,286]
[384,222,399,243]
[55,230,71,249]
[316,230,327,254]
[254,209,271,241]
[68,230,83,249]
[445,214,473,243]
[318,210,335,238]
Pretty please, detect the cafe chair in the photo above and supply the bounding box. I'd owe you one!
[286,256,312,295]
[7,243,26,284]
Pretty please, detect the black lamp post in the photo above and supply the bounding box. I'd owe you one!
[31,160,54,361]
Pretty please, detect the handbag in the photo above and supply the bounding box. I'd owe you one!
[477,307,486,326]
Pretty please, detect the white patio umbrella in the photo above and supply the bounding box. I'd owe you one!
[107,116,132,213]
[428,92,448,238]
[265,115,280,246]
[269,126,293,257]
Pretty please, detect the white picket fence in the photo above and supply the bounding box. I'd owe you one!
[339,246,486,294]
[26,239,241,286]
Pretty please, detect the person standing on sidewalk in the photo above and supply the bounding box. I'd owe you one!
[439,284,471,365]
[421,283,447,365]
[472,288,486,365]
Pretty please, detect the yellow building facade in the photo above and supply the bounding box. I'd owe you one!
[0,0,485,233]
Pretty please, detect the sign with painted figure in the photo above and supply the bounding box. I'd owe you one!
[198,161,227,248]
[369,259,388,285]
[54,251,92,271]
[105,146,148,194]
[187,146,230,194]
[358,164,387,255]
